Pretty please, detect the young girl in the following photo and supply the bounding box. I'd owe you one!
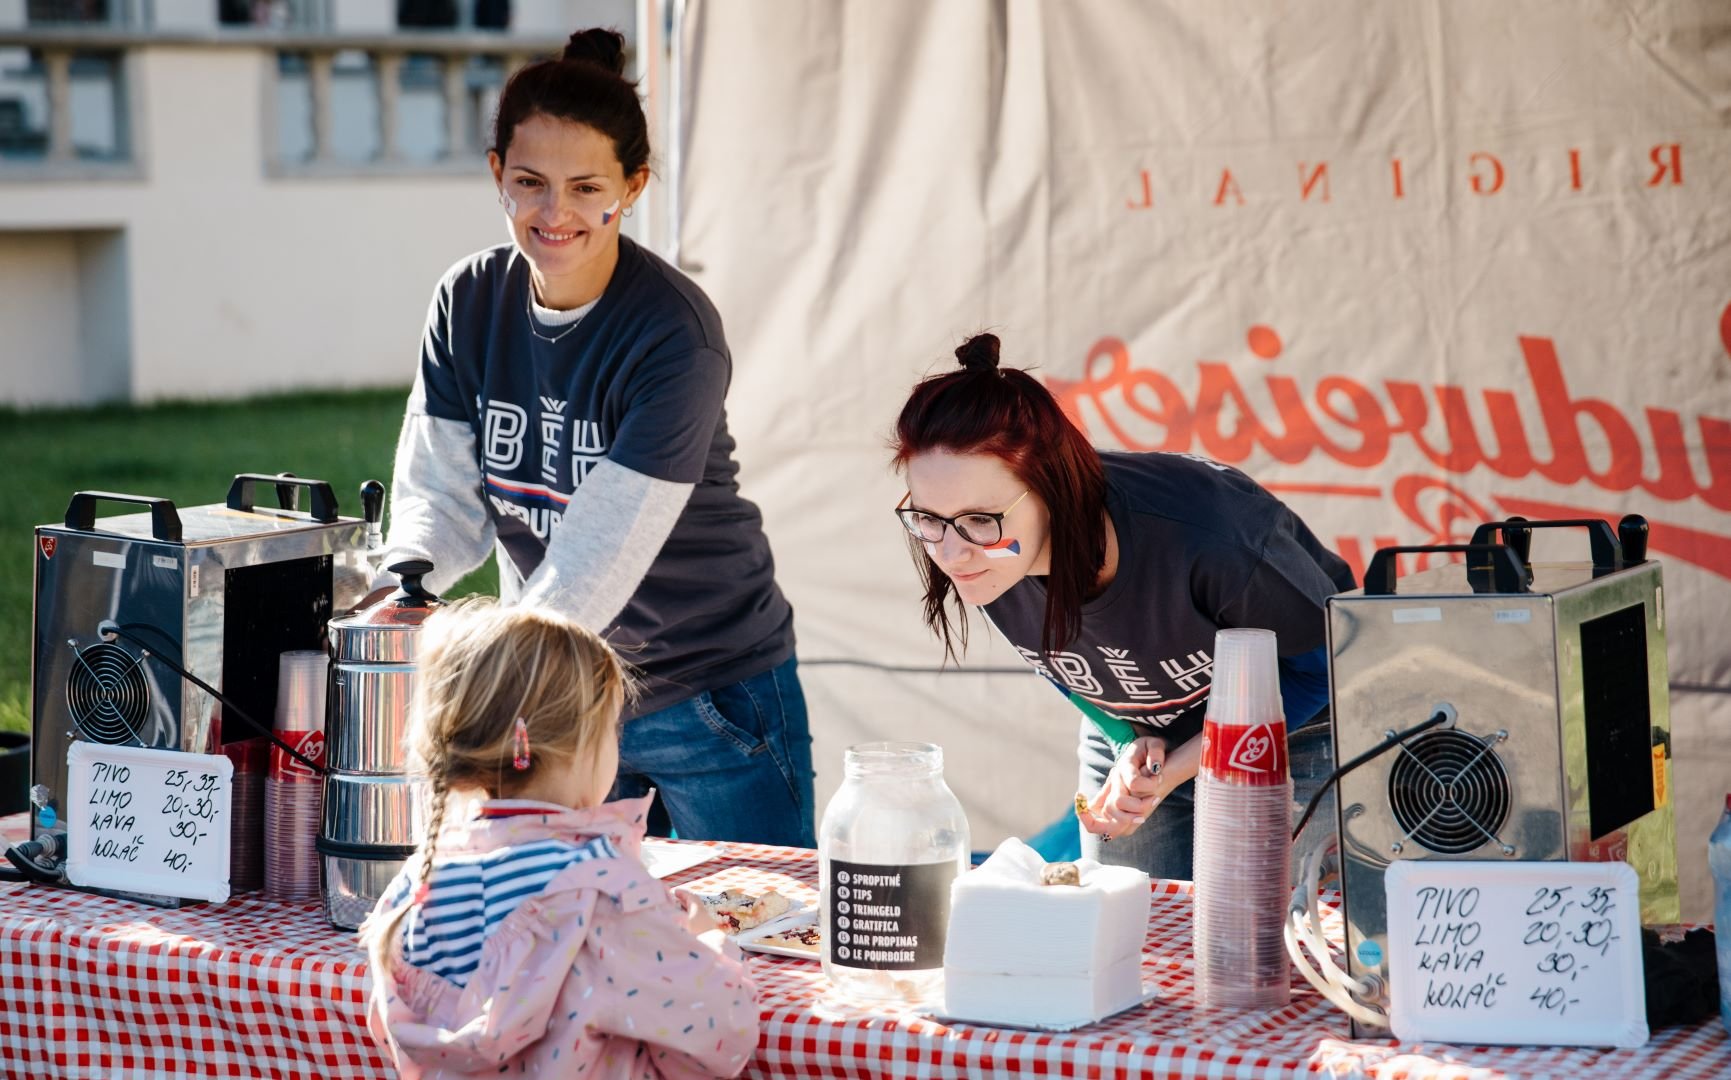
[362,600,760,1078]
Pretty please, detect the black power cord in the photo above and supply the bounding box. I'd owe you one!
[97,622,328,778]
[1292,708,1452,842]
[3,839,61,883]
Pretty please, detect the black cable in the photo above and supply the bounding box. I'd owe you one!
[4,839,62,883]
[1292,708,1450,842]
[98,624,327,777]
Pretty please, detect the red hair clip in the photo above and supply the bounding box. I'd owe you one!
[512,716,531,771]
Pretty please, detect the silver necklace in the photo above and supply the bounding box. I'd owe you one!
[525,283,584,345]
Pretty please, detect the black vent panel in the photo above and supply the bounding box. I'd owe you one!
[1389,728,1512,855]
[66,641,150,745]
[1580,603,1654,839]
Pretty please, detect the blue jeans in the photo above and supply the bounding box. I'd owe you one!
[609,657,816,847]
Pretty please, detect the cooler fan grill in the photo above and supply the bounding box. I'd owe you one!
[65,641,150,745]
[1388,728,1511,855]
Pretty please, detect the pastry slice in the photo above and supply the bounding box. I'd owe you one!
[754,923,823,955]
[701,888,792,932]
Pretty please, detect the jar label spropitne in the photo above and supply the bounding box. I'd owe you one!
[827,858,958,970]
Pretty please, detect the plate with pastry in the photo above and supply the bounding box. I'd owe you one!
[736,912,823,960]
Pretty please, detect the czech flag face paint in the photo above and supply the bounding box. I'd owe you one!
[922,536,1020,564]
[600,198,622,225]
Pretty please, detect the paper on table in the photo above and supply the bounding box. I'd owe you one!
[640,839,724,879]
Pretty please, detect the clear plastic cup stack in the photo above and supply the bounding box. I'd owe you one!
[223,737,267,892]
[264,649,327,902]
[1191,628,1293,1010]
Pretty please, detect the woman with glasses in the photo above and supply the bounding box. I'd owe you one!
[370,29,812,848]
[890,333,1354,880]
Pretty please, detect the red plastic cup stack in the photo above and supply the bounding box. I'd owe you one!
[1192,628,1293,1009]
[264,650,327,902]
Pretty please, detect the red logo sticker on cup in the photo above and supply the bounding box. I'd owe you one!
[1202,720,1289,786]
[39,536,57,560]
[271,729,326,783]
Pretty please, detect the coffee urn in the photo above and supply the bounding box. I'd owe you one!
[318,559,443,930]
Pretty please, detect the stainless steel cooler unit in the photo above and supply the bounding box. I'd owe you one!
[24,476,371,901]
[1326,517,1678,1037]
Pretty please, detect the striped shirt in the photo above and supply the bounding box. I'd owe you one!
[389,828,619,987]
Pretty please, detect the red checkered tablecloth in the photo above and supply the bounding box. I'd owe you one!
[1,816,1727,1079]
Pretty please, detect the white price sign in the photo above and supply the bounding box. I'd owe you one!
[65,742,233,904]
[1385,860,1647,1049]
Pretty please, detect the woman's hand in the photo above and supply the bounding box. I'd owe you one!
[1079,736,1168,840]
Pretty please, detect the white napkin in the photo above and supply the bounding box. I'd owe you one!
[942,838,1151,1026]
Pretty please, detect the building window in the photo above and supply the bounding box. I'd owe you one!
[219,2,282,28]
[0,50,47,159]
[219,1,326,30]
[0,47,126,162]
[397,0,455,28]
[397,1,510,31]
[26,1,116,24]
[396,53,446,163]
[274,52,313,164]
[272,48,508,169]
[328,49,381,163]
[461,54,506,152]
[66,52,123,158]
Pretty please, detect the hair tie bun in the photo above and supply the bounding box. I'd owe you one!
[955,333,1002,374]
[563,28,627,76]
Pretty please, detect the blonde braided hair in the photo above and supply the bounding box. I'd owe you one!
[361,598,630,978]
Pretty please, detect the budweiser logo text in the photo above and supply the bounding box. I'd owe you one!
[1048,303,1731,581]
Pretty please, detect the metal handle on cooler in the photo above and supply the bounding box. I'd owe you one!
[1362,544,1530,596]
[1468,517,1623,568]
[226,473,339,522]
[63,491,184,542]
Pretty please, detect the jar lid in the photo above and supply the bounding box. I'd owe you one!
[329,559,444,662]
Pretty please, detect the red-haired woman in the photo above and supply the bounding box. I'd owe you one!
[371,29,811,849]
[891,333,1354,879]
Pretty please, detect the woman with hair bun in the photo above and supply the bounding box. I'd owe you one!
[890,333,1354,880]
[373,28,812,848]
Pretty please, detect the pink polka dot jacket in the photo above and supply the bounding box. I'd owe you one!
[364,794,761,1078]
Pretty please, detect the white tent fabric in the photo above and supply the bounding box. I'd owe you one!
[674,0,1731,918]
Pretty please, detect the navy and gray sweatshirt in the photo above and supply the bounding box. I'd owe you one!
[376,237,795,716]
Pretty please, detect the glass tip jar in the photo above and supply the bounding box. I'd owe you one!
[818,742,970,1005]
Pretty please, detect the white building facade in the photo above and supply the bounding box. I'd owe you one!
[0,0,643,406]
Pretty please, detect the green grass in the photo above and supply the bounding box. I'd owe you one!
[0,388,499,737]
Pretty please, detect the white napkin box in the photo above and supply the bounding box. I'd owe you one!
[942,838,1151,1028]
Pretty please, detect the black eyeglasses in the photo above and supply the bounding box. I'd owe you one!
[894,491,1029,547]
